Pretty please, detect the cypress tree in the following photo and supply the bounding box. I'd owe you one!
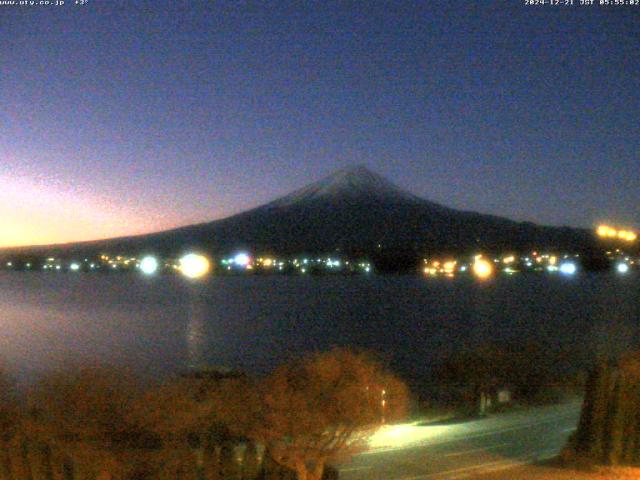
[575,359,610,458]
[202,441,220,480]
[219,442,240,480]
[603,371,623,464]
[242,442,260,480]
[572,352,640,466]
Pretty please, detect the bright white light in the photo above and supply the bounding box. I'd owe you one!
[559,262,577,275]
[233,253,250,267]
[617,263,629,274]
[139,256,159,275]
[70,263,80,271]
[179,253,210,279]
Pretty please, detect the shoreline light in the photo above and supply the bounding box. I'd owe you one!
[139,256,159,275]
[472,258,493,279]
[179,253,210,279]
[233,252,250,267]
[559,262,577,275]
[616,263,630,274]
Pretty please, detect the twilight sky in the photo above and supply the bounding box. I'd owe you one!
[1,1,639,247]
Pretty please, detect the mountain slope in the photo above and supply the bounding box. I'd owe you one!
[2,166,594,257]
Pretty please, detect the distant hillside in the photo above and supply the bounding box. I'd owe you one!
[1,165,596,259]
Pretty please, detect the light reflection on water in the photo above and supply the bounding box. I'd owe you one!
[186,285,208,369]
[0,272,638,388]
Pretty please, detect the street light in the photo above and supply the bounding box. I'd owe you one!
[617,263,630,274]
[179,253,211,279]
[139,256,159,275]
[559,262,577,276]
[473,258,493,279]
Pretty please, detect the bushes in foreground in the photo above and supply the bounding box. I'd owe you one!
[0,348,408,480]
[431,342,582,416]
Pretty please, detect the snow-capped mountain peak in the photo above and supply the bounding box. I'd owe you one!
[266,165,423,208]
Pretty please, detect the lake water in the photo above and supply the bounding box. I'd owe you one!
[1,272,639,391]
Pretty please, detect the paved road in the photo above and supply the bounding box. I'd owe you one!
[338,401,582,480]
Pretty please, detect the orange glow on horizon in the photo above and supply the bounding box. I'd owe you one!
[0,174,186,248]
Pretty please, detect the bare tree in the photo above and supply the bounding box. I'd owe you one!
[245,348,409,480]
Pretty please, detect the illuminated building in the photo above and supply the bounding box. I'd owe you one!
[597,225,637,242]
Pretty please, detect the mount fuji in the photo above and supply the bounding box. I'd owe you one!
[263,165,425,208]
[5,166,594,260]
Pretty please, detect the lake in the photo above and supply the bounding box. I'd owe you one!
[1,272,638,392]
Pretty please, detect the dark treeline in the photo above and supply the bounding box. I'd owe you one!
[423,342,584,418]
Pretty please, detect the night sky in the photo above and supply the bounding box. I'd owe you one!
[2,1,639,247]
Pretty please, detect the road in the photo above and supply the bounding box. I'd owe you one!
[338,401,582,480]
